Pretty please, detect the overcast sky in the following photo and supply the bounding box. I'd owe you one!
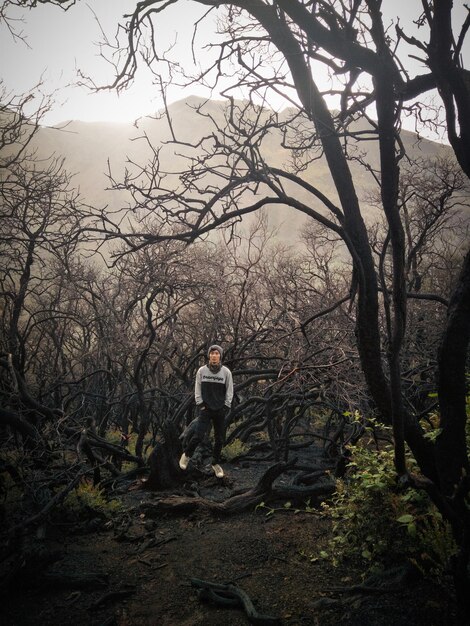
[1,0,215,124]
[1,1,469,130]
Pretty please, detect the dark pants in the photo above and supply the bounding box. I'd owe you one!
[184,407,225,464]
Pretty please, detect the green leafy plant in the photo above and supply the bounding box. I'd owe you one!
[320,436,456,577]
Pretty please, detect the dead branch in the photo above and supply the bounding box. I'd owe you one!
[7,469,89,538]
[191,577,282,625]
[140,459,297,517]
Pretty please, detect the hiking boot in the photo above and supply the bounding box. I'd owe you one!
[179,452,190,470]
[211,463,224,478]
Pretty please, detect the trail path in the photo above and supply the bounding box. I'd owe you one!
[2,459,454,625]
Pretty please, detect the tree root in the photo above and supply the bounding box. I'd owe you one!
[191,578,282,625]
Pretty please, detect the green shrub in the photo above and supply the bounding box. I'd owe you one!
[321,435,456,577]
[223,438,250,461]
[63,479,123,519]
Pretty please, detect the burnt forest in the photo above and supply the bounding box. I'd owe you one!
[1,1,470,625]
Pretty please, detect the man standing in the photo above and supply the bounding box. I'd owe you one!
[179,344,233,478]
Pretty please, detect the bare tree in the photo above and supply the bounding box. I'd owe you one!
[68,0,469,611]
[3,0,470,614]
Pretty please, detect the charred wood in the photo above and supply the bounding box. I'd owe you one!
[140,459,297,517]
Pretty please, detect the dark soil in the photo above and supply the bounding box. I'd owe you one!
[1,459,457,626]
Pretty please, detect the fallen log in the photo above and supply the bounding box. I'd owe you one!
[140,459,297,517]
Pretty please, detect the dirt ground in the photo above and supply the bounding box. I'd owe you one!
[1,459,457,626]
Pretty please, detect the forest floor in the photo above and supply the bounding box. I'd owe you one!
[1,456,457,626]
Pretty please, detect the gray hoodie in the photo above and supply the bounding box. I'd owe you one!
[195,363,233,411]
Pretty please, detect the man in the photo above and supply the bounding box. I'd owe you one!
[179,344,233,478]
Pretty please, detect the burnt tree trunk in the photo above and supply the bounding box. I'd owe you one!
[436,248,470,621]
[146,420,183,490]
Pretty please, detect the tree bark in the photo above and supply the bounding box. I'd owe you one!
[436,249,470,489]
[146,420,184,489]
[436,248,470,621]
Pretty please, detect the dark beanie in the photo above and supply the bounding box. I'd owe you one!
[207,344,223,359]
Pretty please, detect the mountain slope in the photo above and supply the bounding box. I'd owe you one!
[31,96,456,244]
